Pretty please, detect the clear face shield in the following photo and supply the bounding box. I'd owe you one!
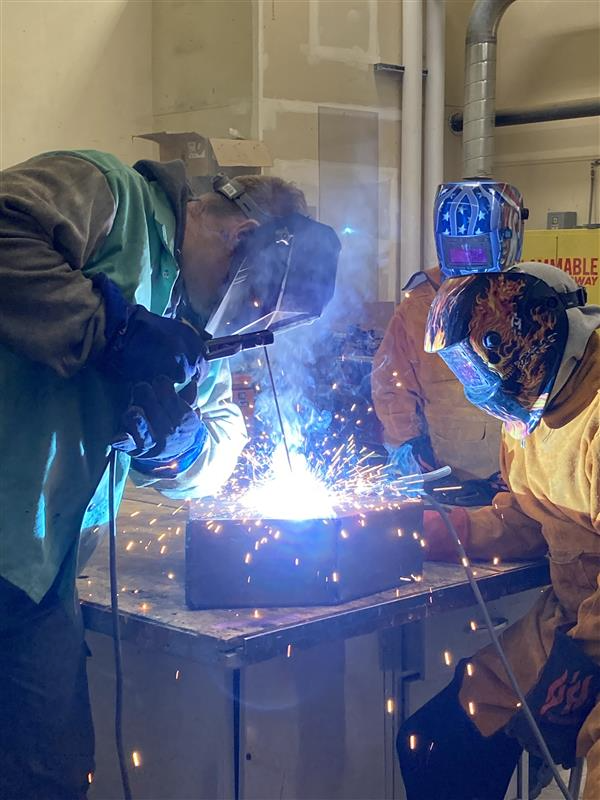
[439,340,550,438]
[205,178,341,338]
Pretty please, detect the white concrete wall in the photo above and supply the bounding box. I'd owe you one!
[256,0,403,304]
[151,0,254,139]
[0,0,155,169]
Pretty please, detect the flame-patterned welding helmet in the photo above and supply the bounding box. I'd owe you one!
[424,271,586,438]
[434,180,528,280]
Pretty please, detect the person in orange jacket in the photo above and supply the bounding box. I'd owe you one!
[398,262,600,800]
[372,180,528,501]
[372,265,502,482]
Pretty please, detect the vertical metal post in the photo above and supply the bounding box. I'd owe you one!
[423,0,446,268]
[588,160,600,226]
[568,758,584,800]
[516,750,529,799]
[233,668,242,800]
[399,0,424,294]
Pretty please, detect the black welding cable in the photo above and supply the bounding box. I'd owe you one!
[263,345,293,472]
[108,448,133,800]
[424,492,573,800]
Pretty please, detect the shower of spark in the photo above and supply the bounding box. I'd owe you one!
[191,347,426,523]
[192,431,420,523]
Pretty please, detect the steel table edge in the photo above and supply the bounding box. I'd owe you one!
[80,560,550,668]
[81,601,227,665]
[219,560,550,666]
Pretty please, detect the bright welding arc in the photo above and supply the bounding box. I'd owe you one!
[424,491,573,800]
[263,346,293,472]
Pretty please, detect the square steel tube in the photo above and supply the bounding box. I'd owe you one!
[185,504,424,609]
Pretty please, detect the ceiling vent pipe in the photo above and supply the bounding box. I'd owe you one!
[463,0,516,177]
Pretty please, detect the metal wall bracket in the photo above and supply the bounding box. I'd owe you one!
[374,62,428,77]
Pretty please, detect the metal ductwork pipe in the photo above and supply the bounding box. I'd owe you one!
[451,97,600,132]
[463,0,516,177]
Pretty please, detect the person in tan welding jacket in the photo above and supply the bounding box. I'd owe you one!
[372,265,503,496]
[372,179,529,504]
[0,150,308,799]
[397,263,600,800]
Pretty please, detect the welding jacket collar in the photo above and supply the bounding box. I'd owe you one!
[133,158,193,262]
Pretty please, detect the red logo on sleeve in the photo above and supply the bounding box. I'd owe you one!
[540,670,593,724]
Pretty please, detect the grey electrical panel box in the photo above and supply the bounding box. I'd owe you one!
[547,211,577,229]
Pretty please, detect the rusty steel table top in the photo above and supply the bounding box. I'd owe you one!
[78,486,550,668]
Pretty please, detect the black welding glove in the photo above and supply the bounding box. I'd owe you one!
[505,629,600,768]
[434,480,496,507]
[116,377,208,477]
[92,273,209,385]
[430,472,507,507]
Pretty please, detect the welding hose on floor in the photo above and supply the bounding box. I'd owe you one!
[424,492,574,800]
[108,448,133,800]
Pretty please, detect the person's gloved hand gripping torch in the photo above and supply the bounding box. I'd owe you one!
[92,273,209,472]
[92,273,209,384]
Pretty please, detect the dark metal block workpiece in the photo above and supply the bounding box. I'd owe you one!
[186,504,424,609]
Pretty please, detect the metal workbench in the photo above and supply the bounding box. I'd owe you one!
[82,488,550,800]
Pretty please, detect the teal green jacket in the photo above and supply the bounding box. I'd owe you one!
[0,150,247,603]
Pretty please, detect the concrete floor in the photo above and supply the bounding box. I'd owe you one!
[538,765,585,799]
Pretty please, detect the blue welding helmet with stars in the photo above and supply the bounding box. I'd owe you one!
[434,179,528,280]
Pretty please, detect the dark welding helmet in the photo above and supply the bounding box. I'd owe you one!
[434,180,528,280]
[424,272,586,438]
[206,175,340,337]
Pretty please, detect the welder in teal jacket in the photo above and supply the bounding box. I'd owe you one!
[0,150,308,799]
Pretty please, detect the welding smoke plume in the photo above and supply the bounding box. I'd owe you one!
[235,224,375,455]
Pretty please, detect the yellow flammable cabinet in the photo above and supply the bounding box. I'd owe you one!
[522,228,600,304]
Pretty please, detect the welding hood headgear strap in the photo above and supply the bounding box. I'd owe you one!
[212,174,271,224]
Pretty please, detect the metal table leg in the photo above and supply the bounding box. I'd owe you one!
[568,758,584,800]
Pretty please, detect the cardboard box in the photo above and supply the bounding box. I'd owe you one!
[185,505,424,609]
[134,132,272,178]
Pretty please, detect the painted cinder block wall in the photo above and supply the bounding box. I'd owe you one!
[0,0,156,168]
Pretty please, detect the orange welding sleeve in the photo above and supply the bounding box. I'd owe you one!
[464,438,547,561]
[371,303,425,446]
[566,429,600,663]
[466,492,548,561]
[578,703,600,799]
[424,492,546,563]
[565,430,600,798]
[0,155,116,377]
